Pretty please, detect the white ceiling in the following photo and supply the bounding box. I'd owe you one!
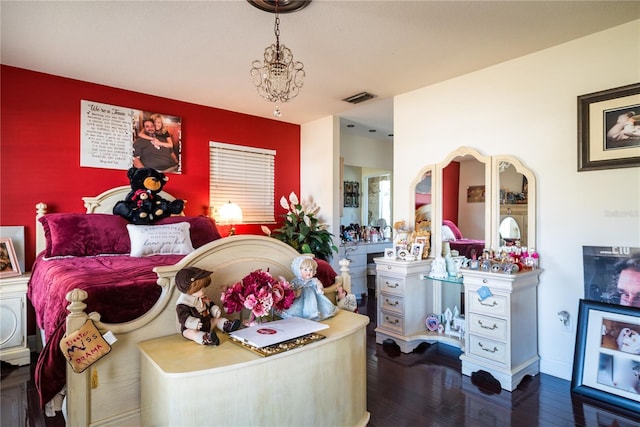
[2,1,639,142]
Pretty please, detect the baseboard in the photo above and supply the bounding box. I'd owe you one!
[539,357,572,381]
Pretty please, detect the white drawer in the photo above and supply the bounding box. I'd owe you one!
[376,263,411,275]
[468,335,507,365]
[378,311,404,334]
[378,275,405,295]
[379,293,403,314]
[468,292,508,317]
[468,313,507,342]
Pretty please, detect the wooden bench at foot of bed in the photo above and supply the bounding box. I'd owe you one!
[138,310,370,427]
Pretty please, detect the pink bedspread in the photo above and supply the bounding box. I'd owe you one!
[29,254,185,408]
[450,239,485,259]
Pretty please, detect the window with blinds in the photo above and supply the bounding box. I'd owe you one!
[209,141,276,223]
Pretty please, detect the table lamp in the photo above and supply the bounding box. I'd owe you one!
[218,201,243,236]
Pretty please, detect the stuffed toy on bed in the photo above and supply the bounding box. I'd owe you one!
[113,167,184,224]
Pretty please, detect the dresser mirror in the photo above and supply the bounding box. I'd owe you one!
[411,147,536,259]
[493,155,536,250]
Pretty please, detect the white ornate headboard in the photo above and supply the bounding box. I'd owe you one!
[35,186,178,255]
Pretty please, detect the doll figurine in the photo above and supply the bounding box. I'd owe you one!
[279,255,337,321]
[336,285,358,313]
[175,267,240,346]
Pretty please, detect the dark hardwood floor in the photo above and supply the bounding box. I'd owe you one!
[3,291,639,426]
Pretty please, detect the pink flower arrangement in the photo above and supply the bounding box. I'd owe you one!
[221,269,295,322]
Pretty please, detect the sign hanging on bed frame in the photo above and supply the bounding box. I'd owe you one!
[80,100,182,173]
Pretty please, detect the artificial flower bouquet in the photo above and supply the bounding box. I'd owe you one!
[221,269,295,325]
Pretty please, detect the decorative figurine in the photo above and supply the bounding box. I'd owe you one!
[279,256,338,321]
[175,267,240,346]
[336,284,358,313]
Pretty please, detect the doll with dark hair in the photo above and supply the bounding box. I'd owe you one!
[175,267,240,345]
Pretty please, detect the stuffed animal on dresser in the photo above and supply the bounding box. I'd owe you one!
[113,167,184,224]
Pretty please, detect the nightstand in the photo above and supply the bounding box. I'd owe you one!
[0,273,31,366]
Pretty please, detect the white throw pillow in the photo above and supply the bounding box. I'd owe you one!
[127,222,194,257]
[441,225,456,241]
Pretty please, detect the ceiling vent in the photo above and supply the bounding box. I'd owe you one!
[342,92,377,104]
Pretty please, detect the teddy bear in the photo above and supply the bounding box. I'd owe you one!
[113,167,185,224]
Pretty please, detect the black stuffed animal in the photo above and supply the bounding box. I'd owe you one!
[113,167,185,224]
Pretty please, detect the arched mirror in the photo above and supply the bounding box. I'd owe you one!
[432,147,491,259]
[493,156,536,250]
[410,148,536,259]
[414,169,432,257]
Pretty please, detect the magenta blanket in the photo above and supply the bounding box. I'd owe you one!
[28,254,185,408]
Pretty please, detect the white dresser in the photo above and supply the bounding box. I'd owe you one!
[0,273,31,366]
[339,241,392,298]
[375,258,437,352]
[460,269,541,391]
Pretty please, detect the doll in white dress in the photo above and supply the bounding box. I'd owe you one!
[279,256,337,321]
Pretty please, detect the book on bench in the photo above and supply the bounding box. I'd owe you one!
[230,317,328,348]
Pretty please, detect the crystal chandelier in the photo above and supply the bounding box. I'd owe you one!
[250,0,307,117]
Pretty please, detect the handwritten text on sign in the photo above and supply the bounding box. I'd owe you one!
[80,100,135,170]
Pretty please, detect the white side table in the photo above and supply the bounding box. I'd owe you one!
[0,273,31,366]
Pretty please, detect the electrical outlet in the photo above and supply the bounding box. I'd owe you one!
[558,310,571,332]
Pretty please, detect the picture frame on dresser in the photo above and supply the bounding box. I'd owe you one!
[577,82,640,171]
[0,238,21,278]
[571,299,640,414]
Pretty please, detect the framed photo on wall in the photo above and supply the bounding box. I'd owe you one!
[571,299,640,414]
[577,83,640,171]
[0,238,22,278]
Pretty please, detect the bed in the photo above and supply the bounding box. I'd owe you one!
[442,219,485,259]
[30,186,352,426]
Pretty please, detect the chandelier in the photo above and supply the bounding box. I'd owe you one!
[249,0,308,117]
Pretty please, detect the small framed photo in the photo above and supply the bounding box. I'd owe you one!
[578,83,640,171]
[0,238,22,278]
[411,243,424,260]
[384,248,396,259]
[571,299,640,414]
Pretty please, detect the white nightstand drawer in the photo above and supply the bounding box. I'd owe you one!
[380,294,403,314]
[379,311,404,334]
[468,335,507,365]
[468,313,507,342]
[468,292,508,317]
[378,275,405,295]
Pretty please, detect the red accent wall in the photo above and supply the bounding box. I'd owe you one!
[442,161,460,225]
[1,65,301,270]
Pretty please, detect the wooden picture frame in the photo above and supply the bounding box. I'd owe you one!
[577,83,640,171]
[0,238,22,278]
[571,299,640,413]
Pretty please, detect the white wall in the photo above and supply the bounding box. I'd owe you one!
[394,20,640,380]
[300,115,341,258]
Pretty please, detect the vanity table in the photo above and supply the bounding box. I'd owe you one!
[409,147,540,391]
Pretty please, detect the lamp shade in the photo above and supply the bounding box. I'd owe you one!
[218,201,243,225]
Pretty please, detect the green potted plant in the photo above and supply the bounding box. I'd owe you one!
[262,192,338,262]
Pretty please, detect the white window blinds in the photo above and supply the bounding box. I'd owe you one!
[209,141,275,223]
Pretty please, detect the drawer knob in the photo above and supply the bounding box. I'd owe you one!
[477,320,497,330]
[384,316,399,325]
[478,342,498,353]
[386,281,399,288]
[385,298,399,306]
[478,299,498,307]
[387,265,392,270]
[482,279,488,283]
